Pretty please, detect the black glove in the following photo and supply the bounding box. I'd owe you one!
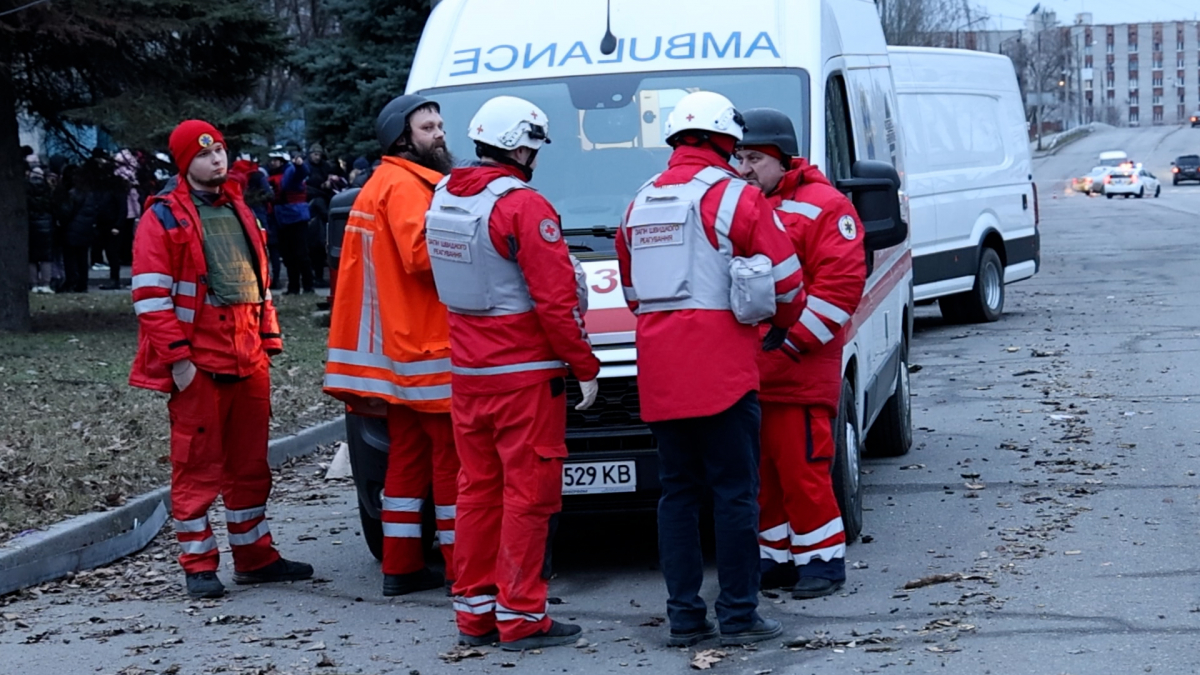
[762,325,788,351]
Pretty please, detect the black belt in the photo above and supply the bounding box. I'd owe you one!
[208,372,250,384]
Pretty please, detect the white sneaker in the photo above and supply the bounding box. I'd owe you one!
[33,285,53,294]
[91,263,109,271]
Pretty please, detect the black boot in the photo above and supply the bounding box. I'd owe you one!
[232,558,314,585]
[500,620,582,651]
[458,629,500,647]
[760,564,799,591]
[185,571,226,599]
[382,568,444,596]
[791,577,845,599]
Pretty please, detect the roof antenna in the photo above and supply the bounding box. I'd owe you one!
[600,0,617,55]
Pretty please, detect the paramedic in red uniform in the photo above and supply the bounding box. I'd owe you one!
[428,96,601,652]
[129,120,313,599]
[735,107,866,599]
[616,92,806,648]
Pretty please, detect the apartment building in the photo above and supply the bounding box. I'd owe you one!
[964,12,1200,128]
[1073,16,1200,126]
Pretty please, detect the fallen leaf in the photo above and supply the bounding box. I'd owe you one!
[439,646,487,663]
[690,649,727,670]
[304,641,327,651]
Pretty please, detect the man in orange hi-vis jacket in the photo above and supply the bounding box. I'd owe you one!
[323,95,460,597]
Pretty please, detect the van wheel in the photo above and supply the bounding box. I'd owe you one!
[938,247,1004,323]
[832,376,863,543]
[359,499,384,562]
[866,334,913,458]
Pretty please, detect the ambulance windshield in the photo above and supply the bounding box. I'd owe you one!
[421,68,810,254]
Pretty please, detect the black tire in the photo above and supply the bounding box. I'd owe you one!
[938,247,1004,323]
[1106,193,1114,199]
[1174,178,1180,185]
[832,376,863,544]
[866,334,913,458]
[1155,186,1161,198]
[1136,187,1145,199]
[359,499,384,562]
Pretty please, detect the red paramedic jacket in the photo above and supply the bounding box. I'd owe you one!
[758,159,866,413]
[129,177,282,393]
[617,146,807,423]
[443,163,601,396]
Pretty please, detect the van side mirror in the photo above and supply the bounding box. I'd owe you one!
[836,160,906,251]
[327,187,362,268]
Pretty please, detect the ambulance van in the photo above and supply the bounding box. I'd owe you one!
[889,47,1040,323]
[342,0,913,554]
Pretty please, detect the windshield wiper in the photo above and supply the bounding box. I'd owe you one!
[562,225,618,239]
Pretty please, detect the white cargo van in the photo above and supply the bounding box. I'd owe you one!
[338,0,915,555]
[889,47,1040,323]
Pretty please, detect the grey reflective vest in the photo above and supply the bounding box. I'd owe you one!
[426,176,535,316]
[625,166,775,322]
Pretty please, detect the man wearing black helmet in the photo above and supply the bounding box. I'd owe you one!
[324,95,461,597]
[735,108,866,600]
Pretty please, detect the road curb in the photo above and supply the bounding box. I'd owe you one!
[1032,124,1096,159]
[0,415,346,596]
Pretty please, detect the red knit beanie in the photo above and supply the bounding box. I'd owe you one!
[169,120,225,173]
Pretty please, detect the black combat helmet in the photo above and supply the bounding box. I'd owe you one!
[375,95,440,152]
[739,108,800,159]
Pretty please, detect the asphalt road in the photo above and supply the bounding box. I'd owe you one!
[4,124,1200,674]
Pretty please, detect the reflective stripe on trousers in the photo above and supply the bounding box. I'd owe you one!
[792,543,845,566]
[495,602,547,623]
[382,495,423,538]
[454,594,497,615]
[179,535,218,555]
[227,520,271,547]
[174,515,209,533]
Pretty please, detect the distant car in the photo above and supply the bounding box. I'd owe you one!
[1191,113,1200,128]
[1073,166,1112,194]
[1105,167,1161,199]
[1171,155,1200,184]
[1098,150,1129,167]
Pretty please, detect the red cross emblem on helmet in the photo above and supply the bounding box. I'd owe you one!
[686,114,695,122]
[476,125,484,134]
[530,110,539,119]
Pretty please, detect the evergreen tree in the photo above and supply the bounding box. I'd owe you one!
[297,0,433,158]
[1,0,287,331]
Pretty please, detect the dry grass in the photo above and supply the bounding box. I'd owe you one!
[0,292,341,541]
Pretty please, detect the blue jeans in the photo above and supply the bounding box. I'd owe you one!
[649,392,763,634]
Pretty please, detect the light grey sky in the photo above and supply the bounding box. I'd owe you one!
[982,0,1200,30]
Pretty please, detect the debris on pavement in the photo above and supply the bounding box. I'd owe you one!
[689,649,726,669]
[902,572,992,590]
[784,631,898,651]
[439,646,487,663]
[322,442,353,480]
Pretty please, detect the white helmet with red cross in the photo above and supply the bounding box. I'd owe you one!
[665,91,745,144]
[467,96,552,152]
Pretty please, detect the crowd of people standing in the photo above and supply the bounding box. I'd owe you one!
[24,142,371,296]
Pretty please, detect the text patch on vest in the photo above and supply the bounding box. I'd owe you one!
[631,223,685,250]
[428,235,473,264]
